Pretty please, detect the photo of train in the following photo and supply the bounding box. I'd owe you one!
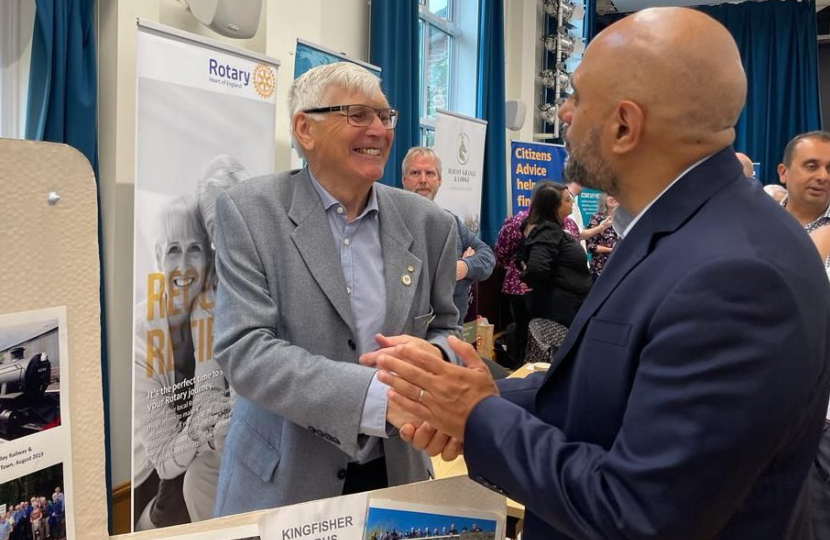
[0,319,61,443]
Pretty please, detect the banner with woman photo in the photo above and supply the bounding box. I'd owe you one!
[132,20,278,532]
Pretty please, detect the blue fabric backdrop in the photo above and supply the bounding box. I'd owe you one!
[695,0,820,186]
[370,1,420,187]
[477,0,508,245]
[26,0,98,170]
[26,1,110,528]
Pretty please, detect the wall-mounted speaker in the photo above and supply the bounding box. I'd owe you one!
[180,0,262,39]
[506,100,527,131]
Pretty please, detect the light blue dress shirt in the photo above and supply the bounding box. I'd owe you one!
[308,172,390,462]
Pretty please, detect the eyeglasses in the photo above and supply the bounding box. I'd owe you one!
[303,104,398,129]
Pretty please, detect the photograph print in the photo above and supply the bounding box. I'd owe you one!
[0,318,61,444]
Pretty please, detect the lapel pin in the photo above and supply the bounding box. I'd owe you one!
[401,274,412,286]
[407,265,415,273]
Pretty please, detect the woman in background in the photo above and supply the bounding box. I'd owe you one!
[586,193,620,281]
[517,183,592,328]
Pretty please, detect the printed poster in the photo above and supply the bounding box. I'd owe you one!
[0,307,73,540]
[509,141,566,216]
[132,23,278,531]
[364,499,501,540]
[433,110,487,235]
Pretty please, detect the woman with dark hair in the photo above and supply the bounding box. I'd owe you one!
[517,182,592,328]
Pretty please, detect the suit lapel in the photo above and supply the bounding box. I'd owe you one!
[543,148,743,385]
[376,187,422,336]
[288,169,356,334]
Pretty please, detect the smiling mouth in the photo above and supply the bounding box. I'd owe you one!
[172,276,195,288]
[355,148,381,156]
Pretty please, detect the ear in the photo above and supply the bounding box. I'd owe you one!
[777,163,788,186]
[293,113,316,154]
[609,100,643,155]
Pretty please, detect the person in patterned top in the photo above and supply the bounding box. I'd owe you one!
[778,130,830,540]
[496,181,579,365]
[585,193,620,281]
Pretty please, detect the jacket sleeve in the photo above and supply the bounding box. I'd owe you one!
[457,216,496,283]
[464,257,825,540]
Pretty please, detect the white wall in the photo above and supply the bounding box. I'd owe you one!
[97,0,369,487]
[504,0,543,144]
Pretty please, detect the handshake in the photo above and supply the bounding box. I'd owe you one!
[359,335,500,462]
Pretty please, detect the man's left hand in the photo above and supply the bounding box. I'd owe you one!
[359,334,442,367]
[376,336,498,441]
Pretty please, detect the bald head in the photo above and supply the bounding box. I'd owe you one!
[585,8,746,148]
[735,152,754,178]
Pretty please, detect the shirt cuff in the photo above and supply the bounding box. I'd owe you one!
[359,372,389,438]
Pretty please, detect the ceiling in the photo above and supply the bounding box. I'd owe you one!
[607,0,817,14]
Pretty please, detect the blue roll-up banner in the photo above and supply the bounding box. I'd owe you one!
[294,39,381,79]
[509,140,601,225]
[510,141,566,215]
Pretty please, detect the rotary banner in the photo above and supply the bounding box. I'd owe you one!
[132,21,278,532]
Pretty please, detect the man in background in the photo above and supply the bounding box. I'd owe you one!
[401,147,495,326]
[778,130,830,539]
[736,151,755,179]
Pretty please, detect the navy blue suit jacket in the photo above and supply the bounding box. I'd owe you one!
[464,148,830,540]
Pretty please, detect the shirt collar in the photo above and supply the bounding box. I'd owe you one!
[614,154,713,238]
[779,195,830,233]
[307,168,379,218]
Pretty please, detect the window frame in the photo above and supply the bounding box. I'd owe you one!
[0,0,33,139]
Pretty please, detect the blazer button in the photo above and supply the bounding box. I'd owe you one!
[348,339,356,351]
[337,468,348,480]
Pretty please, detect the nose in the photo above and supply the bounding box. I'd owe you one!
[365,111,388,136]
[558,97,574,125]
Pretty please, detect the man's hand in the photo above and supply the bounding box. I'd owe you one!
[360,334,442,367]
[376,336,498,441]
[400,421,463,461]
[386,399,423,431]
[456,260,469,281]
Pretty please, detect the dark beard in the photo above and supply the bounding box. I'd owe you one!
[564,148,620,196]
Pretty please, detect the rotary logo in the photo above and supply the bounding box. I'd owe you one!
[252,64,276,99]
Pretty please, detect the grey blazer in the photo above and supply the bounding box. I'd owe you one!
[211,168,460,516]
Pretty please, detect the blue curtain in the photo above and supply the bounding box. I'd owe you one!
[26,1,110,527]
[584,0,597,42]
[370,1,420,188]
[477,0,507,245]
[697,0,821,186]
[26,0,98,171]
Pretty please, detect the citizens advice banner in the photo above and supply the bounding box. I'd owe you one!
[509,140,566,216]
[433,110,487,235]
[132,21,278,532]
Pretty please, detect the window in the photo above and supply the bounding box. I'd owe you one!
[0,0,34,139]
[418,0,479,145]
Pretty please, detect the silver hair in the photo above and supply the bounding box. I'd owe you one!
[288,62,385,158]
[401,147,443,180]
[155,195,208,265]
[197,155,250,243]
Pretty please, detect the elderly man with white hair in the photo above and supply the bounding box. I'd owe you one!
[211,62,459,516]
